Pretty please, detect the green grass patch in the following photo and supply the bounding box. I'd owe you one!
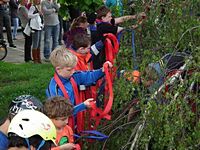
[0,61,54,118]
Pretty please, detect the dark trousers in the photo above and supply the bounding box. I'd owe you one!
[0,10,13,44]
[58,15,69,43]
[22,27,32,61]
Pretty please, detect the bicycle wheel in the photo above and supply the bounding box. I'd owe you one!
[0,44,7,61]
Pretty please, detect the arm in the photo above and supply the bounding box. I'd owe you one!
[73,98,94,115]
[41,1,56,15]
[115,12,146,24]
[115,15,137,24]
[28,6,39,19]
[51,143,76,150]
[9,0,18,9]
[52,0,60,11]
[73,69,104,86]
[18,7,29,20]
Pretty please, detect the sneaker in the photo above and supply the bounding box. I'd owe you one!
[9,44,17,48]
[43,58,50,62]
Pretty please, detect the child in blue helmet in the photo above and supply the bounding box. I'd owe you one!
[142,52,189,93]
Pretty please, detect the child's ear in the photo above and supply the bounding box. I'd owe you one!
[55,67,62,73]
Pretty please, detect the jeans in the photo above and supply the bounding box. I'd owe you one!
[43,24,60,59]
[32,30,42,49]
[0,10,13,44]
[12,17,19,39]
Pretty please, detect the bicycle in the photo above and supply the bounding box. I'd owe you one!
[0,39,7,61]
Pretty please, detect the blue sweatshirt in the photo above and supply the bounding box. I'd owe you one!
[46,69,104,115]
[0,131,8,150]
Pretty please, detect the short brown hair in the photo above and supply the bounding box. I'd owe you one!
[96,6,111,19]
[43,96,73,119]
[73,33,91,49]
[70,16,88,30]
[50,46,77,68]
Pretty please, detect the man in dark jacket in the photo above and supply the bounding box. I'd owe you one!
[0,0,16,47]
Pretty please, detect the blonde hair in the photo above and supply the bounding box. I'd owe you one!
[50,46,77,68]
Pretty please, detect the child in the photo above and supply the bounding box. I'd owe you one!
[0,95,43,150]
[7,109,57,150]
[46,46,112,131]
[142,52,189,93]
[63,16,88,48]
[18,0,33,62]
[43,96,80,150]
[69,33,92,71]
[95,5,146,40]
[46,46,112,108]
[92,5,146,69]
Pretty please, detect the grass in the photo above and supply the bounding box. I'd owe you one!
[0,61,54,118]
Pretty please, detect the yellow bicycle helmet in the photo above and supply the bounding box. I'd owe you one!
[8,109,57,146]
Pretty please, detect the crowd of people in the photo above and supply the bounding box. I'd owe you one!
[1,0,194,149]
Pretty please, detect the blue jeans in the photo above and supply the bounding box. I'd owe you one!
[32,30,42,49]
[12,17,19,39]
[43,24,60,59]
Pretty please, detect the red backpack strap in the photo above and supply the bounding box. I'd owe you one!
[54,73,69,99]
[69,77,84,133]
[103,33,119,64]
[90,62,114,127]
[54,73,74,128]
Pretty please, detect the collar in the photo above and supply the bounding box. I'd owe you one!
[55,72,70,83]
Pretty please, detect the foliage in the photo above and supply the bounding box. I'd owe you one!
[89,0,200,149]
[58,0,103,19]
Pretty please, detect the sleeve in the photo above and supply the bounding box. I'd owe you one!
[98,23,118,37]
[73,103,86,116]
[73,69,104,86]
[41,1,55,15]
[90,40,104,56]
[18,7,28,20]
[52,2,60,11]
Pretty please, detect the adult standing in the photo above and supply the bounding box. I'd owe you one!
[0,0,16,47]
[18,0,32,62]
[28,0,43,63]
[41,0,60,60]
[9,0,19,40]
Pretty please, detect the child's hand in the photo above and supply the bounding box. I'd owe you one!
[102,61,113,72]
[137,12,146,19]
[84,98,94,108]
[59,143,76,150]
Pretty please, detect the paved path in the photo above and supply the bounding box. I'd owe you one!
[2,31,47,64]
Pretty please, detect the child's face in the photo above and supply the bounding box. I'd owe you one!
[79,22,89,29]
[77,46,90,54]
[52,117,68,129]
[56,66,75,78]
[102,12,112,23]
